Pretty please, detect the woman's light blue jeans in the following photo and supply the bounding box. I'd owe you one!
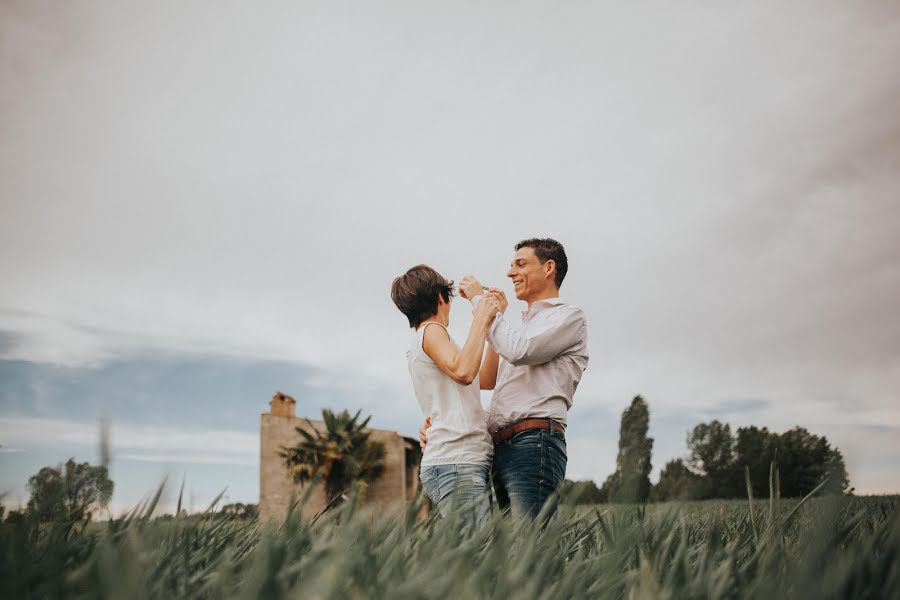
[420,463,491,527]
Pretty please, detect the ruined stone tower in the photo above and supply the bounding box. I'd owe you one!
[258,391,421,522]
[269,390,296,417]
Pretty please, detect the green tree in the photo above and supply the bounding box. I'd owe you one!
[221,502,259,519]
[687,420,736,498]
[26,467,65,521]
[685,422,850,499]
[281,408,386,503]
[26,458,114,523]
[735,426,779,497]
[651,458,705,501]
[603,396,654,503]
[776,427,850,496]
[560,479,607,505]
[4,509,25,524]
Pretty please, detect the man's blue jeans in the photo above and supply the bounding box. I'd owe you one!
[420,463,491,526]
[492,427,567,521]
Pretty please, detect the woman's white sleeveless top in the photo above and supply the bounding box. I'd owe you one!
[407,322,493,468]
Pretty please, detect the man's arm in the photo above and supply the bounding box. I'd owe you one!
[487,306,586,367]
[462,277,585,367]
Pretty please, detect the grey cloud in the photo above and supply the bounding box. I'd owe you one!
[0,1,898,494]
[0,330,19,354]
[701,398,771,417]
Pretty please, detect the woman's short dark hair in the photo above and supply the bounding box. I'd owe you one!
[515,237,568,288]
[391,265,455,328]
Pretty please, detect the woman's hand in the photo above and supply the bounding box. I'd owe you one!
[474,294,501,322]
[458,275,484,301]
[422,288,498,386]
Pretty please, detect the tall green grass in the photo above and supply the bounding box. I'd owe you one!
[2,485,897,599]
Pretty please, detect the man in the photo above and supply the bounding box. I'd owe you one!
[421,238,589,520]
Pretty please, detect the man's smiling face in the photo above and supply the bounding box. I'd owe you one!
[506,246,554,302]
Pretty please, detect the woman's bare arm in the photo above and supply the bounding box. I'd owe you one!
[422,297,500,385]
[479,344,500,390]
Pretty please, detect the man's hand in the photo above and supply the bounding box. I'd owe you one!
[419,416,431,450]
[458,275,484,301]
[486,288,508,313]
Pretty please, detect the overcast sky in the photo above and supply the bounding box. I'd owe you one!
[1,1,899,511]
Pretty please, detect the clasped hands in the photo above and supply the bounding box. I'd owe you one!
[458,275,508,314]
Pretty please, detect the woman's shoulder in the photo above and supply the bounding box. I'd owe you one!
[420,321,453,352]
[419,321,449,335]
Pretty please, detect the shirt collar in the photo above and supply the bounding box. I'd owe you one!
[522,297,565,319]
[537,297,566,306]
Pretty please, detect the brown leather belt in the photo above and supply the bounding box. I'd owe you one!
[491,418,565,445]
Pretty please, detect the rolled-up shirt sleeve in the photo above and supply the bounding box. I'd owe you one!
[475,296,586,366]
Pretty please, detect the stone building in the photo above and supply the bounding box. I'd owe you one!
[259,391,421,522]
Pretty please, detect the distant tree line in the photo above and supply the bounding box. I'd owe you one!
[3,458,114,525]
[7,460,266,524]
[220,502,259,519]
[562,396,850,505]
[657,419,850,501]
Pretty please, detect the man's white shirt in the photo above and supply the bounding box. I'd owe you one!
[472,295,589,431]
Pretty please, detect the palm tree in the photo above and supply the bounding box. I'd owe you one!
[280,408,386,503]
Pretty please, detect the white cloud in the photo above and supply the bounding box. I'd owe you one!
[0,417,257,464]
[117,453,256,467]
[0,0,898,494]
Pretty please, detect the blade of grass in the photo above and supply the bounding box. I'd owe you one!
[746,465,758,544]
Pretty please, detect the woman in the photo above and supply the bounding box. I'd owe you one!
[391,264,500,525]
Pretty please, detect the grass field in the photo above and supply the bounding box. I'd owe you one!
[2,488,897,599]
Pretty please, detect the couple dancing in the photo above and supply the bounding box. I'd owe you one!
[391,238,589,525]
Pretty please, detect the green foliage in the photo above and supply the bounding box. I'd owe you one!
[602,396,653,503]
[651,459,705,502]
[26,458,114,523]
[4,510,25,525]
[735,425,779,496]
[280,409,386,503]
[221,503,259,520]
[589,397,851,502]
[683,421,851,499]
[26,467,67,522]
[687,420,736,497]
[776,426,850,496]
[561,479,607,505]
[1,478,897,599]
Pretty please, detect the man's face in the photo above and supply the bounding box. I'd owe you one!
[506,246,553,301]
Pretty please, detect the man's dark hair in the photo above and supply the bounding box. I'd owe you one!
[391,265,455,328]
[515,237,568,288]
